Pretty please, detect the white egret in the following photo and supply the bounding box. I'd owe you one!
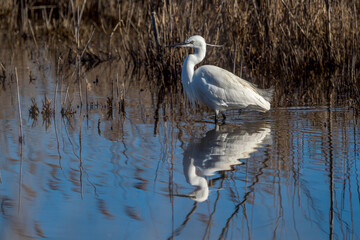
[168,35,274,123]
[181,122,271,202]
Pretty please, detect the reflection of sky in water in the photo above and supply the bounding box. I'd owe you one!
[1,115,186,239]
[1,106,359,239]
[0,47,359,239]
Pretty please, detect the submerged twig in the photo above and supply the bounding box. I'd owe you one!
[15,67,23,143]
[15,68,24,214]
[18,142,23,214]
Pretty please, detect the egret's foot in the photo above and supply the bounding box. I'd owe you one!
[214,112,226,125]
[221,113,226,123]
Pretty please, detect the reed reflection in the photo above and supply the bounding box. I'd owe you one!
[182,122,271,202]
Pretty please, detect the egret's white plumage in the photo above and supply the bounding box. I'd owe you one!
[182,123,271,202]
[169,35,273,122]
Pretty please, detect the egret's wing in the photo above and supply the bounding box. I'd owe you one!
[194,65,271,110]
[184,124,271,176]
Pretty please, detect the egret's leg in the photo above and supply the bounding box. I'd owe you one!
[215,110,220,124]
[221,112,226,124]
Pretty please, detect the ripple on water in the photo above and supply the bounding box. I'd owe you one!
[0,48,359,239]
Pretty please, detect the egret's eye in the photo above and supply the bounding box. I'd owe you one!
[189,40,195,44]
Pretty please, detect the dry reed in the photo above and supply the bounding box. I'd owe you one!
[1,0,359,109]
[15,67,23,143]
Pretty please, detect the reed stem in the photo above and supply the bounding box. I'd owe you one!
[15,67,23,143]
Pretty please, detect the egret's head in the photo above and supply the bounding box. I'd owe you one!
[184,35,206,48]
[167,35,205,49]
[167,35,222,66]
[167,35,222,49]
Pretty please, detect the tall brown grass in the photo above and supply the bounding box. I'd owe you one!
[1,0,359,110]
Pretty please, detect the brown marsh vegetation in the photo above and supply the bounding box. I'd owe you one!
[0,0,359,112]
[1,3,360,239]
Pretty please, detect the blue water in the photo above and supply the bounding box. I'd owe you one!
[0,46,359,240]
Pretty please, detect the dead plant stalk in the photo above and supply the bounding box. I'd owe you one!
[15,67,23,143]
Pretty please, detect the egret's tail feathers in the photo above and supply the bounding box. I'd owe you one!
[257,87,274,103]
[247,104,270,112]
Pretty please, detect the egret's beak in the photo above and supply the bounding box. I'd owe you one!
[206,43,223,48]
[170,193,193,198]
[166,42,188,48]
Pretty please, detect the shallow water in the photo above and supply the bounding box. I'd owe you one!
[0,44,359,240]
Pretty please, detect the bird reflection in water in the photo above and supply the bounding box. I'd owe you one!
[181,122,271,202]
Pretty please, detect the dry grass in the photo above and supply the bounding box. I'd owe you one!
[29,98,40,120]
[1,0,359,109]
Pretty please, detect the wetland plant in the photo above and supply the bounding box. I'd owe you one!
[106,97,113,119]
[41,96,54,118]
[29,98,39,120]
[0,62,5,81]
[61,103,77,119]
[1,0,359,109]
[41,96,54,129]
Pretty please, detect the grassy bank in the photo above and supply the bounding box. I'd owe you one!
[1,0,359,110]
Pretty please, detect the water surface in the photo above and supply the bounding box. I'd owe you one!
[0,44,359,240]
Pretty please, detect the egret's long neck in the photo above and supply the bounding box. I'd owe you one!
[183,158,209,202]
[181,56,195,85]
[181,46,206,84]
[184,158,208,189]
